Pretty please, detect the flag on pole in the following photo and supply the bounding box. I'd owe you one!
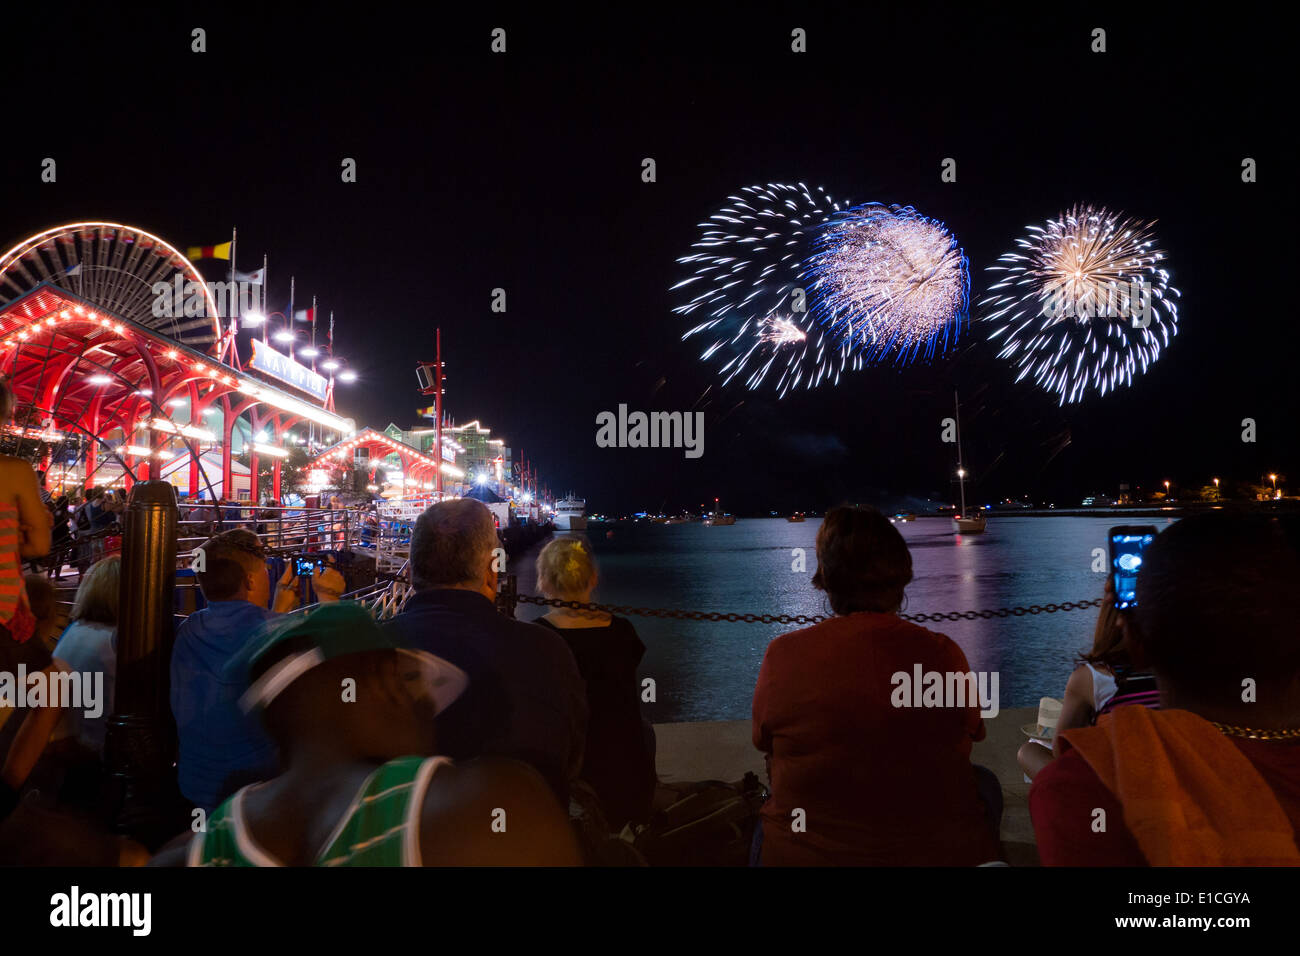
[186,242,233,261]
[65,264,82,277]
[234,267,265,284]
[294,307,315,324]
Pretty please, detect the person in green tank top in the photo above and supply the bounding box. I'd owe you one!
[150,602,582,867]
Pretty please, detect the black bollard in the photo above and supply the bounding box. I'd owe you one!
[103,480,182,845]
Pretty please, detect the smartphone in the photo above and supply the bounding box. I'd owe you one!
[1109,525,1157,610]
[293,556,321,577]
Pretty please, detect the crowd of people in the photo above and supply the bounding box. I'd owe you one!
[2,380,1299,866]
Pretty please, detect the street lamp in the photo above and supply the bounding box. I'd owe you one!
[1270,474,1278,497]
[248,311,287,346]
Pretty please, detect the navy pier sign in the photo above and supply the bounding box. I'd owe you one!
[250,339,329,402]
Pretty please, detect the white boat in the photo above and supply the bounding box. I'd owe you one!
[554,493,587,531]
[950,391,987,535]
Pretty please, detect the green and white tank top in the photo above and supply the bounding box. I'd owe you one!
[189,755,451,867]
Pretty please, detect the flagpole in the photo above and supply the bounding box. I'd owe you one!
[435,327,443,500]
[310,296,317,370]
[229,227,237,320]
[288,276,295,355]
[326,311,336,413]
[262,253,269,344]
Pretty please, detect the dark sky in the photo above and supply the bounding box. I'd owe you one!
[2,6,1292,514]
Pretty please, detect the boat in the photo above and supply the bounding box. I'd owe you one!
[704,497,735,526]
[554,493,587,531]
[950,391,987,535]
[892,512,915,523]
[787,512,806,522]
[665,515,692,524]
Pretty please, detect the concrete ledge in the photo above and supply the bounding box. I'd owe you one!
[653,706,1040,864]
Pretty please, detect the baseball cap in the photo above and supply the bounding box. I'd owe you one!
[227,601,468,715]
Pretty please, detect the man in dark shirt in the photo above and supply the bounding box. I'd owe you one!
[384,499,587,803]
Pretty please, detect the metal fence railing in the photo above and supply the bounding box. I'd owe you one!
[174,505,359,567]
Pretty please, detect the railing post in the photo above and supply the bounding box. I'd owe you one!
[103,479,182,844]
[496,572,518,619]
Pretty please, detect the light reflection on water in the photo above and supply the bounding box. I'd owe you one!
[513,516,1177,723]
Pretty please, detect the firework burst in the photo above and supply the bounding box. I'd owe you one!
[804,204,970,365]
[979,204,1180,404]
[672,183,861,396]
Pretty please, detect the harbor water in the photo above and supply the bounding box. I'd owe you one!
[513,515,1179,723]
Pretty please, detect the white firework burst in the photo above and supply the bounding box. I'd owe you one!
[672,183,860,397]
[979,204,1180,404]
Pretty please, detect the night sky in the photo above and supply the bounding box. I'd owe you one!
[2,6,1291,515]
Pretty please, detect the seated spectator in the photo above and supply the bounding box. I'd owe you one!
[50,555,121,756]
[153,602,579,866]
[752,505,1001,866]
[1,576,68,796]
[22,573,62,651]
[383,498,587,804]
[1018,578,1159,780]
[1030,512,1300,865]
[535,536,655,830]
[170,529,346,813]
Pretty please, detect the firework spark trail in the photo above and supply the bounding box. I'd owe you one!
[804,203,970,365]
[673,183,862,397]
[979,204,1180,404]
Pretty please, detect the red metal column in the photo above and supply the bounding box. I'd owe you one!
[221,400,234,501]
[188,384,202,497]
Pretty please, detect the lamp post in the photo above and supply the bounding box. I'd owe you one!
[241,310,286,346]
[1270,474,1278,498]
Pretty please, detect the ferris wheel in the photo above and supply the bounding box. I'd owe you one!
[0,221,221,348]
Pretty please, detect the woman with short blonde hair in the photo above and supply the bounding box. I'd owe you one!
[537,537,598,604]
[70,552,120,625]
[535,536,656,829]
[51,555,123,756]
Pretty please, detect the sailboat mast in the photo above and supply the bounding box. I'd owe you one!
[954,390,967,517]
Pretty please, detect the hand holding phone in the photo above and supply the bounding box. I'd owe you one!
[1109,525,1157,610]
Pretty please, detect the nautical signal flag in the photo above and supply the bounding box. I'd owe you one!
[186,242,232,261]
[294,307,315,324]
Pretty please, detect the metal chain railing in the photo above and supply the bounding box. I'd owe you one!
[514,593,1105,625]
[301,569,1107,625]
